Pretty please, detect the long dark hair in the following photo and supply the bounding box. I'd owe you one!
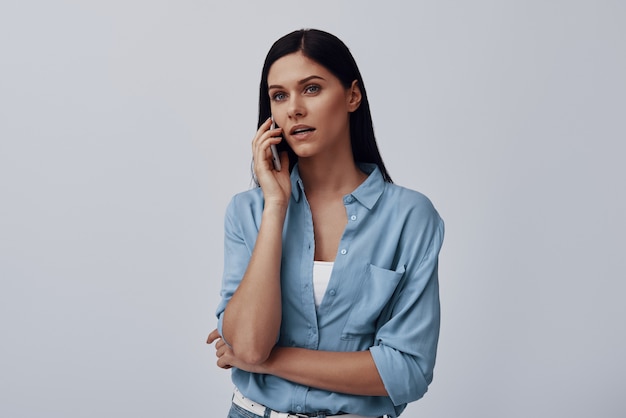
[256,29,392,183]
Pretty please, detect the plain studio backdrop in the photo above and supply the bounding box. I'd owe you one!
[1,1,624,417]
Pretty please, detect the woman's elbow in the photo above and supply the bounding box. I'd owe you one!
[221,315,279,365]
[233,344,272,365]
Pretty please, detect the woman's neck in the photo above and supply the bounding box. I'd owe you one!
[298,155,367,197]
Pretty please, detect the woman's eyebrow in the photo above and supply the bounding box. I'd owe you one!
[268,75,326,90]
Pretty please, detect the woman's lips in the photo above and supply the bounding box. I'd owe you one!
[289,125,316,140]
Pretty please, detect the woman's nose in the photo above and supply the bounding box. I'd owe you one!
[287,96,305,119]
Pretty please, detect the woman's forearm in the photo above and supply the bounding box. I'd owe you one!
[221,204,286,364]
[260,347,388,396]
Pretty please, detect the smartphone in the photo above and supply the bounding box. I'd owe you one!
[270,116,282,171]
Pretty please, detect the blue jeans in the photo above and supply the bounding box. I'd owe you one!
[227,403,329,418]
[227,403,339,418]
[227,403,385,418]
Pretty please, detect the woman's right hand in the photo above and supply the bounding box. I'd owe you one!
[252,118,291,208]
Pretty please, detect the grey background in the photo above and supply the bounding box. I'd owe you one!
[1,1,624,417]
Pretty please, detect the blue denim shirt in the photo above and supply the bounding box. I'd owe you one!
[216,163,444,417]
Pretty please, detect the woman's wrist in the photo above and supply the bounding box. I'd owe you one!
[262,200,289,217]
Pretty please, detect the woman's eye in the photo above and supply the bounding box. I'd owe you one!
[305,85,320,94]
[272,92,286,101]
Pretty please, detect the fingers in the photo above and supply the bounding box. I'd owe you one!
[217,356,233,369]
[207,331,228,359]
[215,339,227,357]
[252,117,276,145]
[206,328,234,369]
[206,328,221,344]
[252,117,283,172]
[214,340,234,369]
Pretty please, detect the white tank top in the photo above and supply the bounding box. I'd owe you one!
[312,261,334,307]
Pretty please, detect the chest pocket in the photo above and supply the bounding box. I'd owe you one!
[341,263,405,339]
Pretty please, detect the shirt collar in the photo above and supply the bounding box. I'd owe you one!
[290,163,385,210]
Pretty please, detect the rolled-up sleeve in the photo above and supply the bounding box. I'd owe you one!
[369,215,444,405]
[215,195,254,340]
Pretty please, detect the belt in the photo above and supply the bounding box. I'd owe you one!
[232,387,376,418]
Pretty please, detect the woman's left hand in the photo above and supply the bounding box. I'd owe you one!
[207,329,265,373]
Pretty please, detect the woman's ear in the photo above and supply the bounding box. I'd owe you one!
[347,80,362,112]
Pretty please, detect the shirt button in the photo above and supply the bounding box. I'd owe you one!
[344,195,354,204]
[350,215,357,221]
[296,405,302,412]
[340,249,347,255]
[329,289,336,296]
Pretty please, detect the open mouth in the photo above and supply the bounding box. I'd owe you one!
[291,127,315,135]
[289,124,315,135]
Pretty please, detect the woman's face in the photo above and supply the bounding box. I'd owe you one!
[267,52,361,160]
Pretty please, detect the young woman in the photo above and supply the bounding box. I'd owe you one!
[207,29,444,418]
